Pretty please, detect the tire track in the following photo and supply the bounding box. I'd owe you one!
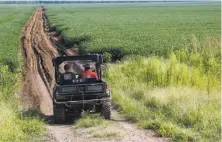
[21,7,85,142]
[21,7,58,115]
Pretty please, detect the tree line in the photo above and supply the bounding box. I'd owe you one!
[0,1,201,4]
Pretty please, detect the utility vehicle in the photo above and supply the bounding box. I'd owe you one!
[52,54,111,124]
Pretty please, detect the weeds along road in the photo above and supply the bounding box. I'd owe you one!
[21,7,169,142]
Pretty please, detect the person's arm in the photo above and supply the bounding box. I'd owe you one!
[93,72,98,78]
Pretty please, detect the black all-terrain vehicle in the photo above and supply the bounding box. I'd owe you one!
[52,54,111,124]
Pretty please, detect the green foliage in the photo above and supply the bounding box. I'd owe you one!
[0,5,35,72]
[0,6,44,142]
[141,120,200,142]
[73,113,110,129]
[104,52,112,63]
[106,56,220,92]
[0,65,18,101]
[105,56,221,142]
[0,103,45,142]
[90,131,122,139]
[0,65,44,142]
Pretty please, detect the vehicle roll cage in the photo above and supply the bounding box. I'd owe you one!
[52,54,105,83]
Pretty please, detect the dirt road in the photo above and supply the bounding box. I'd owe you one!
[21,7,58,114]
[21,7,169,142]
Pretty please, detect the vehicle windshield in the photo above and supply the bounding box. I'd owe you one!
[58,60,97,75]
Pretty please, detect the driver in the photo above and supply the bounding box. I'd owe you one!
[60,64,76,85]
[82,64,98,79]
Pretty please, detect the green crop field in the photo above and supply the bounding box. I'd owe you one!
[46,3,220,58]
[0,2,220,142]
[0,6,44,142]
[0,5,34,70]
[46,3,221,142]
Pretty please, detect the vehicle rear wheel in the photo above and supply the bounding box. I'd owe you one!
[54,104,66,124]
[101,101,111,120]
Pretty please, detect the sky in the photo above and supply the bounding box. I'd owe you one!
[0,0,219,1]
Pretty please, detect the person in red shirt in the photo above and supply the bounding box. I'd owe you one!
[82,64,98,79]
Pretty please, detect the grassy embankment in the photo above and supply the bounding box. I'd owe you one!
[46,3,221,141]
[0,6,44,142]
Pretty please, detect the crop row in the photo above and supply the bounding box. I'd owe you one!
[46,4,220,60]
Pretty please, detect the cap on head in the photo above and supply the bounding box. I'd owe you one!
[83,64,90,70]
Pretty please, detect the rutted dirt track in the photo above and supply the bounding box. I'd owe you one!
[22,7,58,114]
[21,7,169,142]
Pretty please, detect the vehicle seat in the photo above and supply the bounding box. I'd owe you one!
[84,78,100,83]
[59,72,76,85]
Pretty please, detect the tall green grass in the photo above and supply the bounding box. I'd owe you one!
[104,51,220,141]
[0,6,44,142]
[106,52,220,93]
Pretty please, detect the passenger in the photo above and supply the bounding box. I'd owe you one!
[82,64,98,79]
[60,64,76,85]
